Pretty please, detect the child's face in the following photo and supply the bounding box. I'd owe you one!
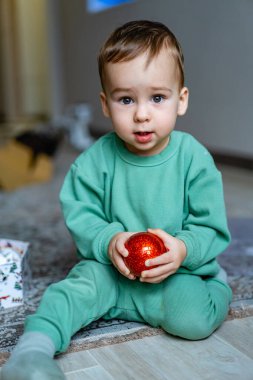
[100,48,189,156]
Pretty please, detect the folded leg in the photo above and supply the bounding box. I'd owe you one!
[105,273,232,340]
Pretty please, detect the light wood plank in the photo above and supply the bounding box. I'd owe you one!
[127,335,197,380]
[214,316,253,359]
[56,350,97,373]
[90,342,167,379]
[126,333,253,380]
[88,330,253,380]
[2,317,253,379]
[66,366,114,380]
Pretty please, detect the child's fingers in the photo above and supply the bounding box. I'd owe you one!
[113,254,129,273]
[113,252,136,279]
[140,265,172,283]
[145,251,171,267]
[140,273,168,284]
[141,262,175,279]
[115,234,132,258]
[127,273,137,280]
[117,244,129,258]
[119,264,136,280]
[147,228,173,250]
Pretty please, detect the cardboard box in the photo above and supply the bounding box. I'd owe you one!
[0,140,53,191]
[0,239,31,309]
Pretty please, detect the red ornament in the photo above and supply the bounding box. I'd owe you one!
[124,232,167,277]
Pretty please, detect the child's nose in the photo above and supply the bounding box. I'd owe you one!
[133,103,151,123]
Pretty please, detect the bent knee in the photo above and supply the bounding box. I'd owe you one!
[163,314,216,341]
[160,274,230,341]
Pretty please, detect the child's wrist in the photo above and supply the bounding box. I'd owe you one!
[177,238,187,262]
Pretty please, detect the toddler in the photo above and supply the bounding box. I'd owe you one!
[1,20,232,380]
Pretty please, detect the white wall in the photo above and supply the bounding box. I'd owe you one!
[58,0,253,157]
[16,0,52,115]
[0,0,58,120]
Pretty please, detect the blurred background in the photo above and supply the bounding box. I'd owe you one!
[0,0,252,191]
[0,1,252,368]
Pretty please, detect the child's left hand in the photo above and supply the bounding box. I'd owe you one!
[139,228,187,284]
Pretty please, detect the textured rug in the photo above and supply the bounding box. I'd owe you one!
[0,143,253,364]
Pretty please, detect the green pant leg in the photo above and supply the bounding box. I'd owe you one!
[25,260,119,353]
[104,274,164,324]
[105,273,232,340]
[158,274,232,340]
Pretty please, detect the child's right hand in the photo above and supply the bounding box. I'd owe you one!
[108,232,137,280]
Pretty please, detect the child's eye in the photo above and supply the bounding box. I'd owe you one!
[152,95,165,103]
[120,97,133,105]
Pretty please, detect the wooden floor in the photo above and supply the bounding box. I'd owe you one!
[0,317,252,379]
[54,316,253,380]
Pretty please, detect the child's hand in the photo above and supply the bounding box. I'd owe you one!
[139,228,187,284]
[108,232,137,280]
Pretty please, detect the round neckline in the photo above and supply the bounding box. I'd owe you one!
[114,131,179,167]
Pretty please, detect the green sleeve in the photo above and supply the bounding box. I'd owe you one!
[59,162,125,264]
[175,153,230,271]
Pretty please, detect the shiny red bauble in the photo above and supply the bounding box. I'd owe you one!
[124,232,167,277]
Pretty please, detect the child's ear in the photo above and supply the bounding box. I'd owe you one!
[100,92,110,117]
[177,87,189,116]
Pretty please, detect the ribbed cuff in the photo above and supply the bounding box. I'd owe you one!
[94,222,125,263]
[174,231,200,270]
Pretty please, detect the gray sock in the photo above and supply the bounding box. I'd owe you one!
[11,332,56,358]
[1,332,65,380]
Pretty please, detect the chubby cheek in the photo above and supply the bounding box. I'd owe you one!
[157,113,176,132]
[111,112,132,134]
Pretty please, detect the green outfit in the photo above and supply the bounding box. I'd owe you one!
[25,131,232,352]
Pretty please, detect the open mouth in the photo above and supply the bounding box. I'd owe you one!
[134,131,153,143]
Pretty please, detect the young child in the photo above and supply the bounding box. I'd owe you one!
[2,20,232,380]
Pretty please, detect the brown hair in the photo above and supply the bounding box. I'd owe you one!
[98,20,185,90]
